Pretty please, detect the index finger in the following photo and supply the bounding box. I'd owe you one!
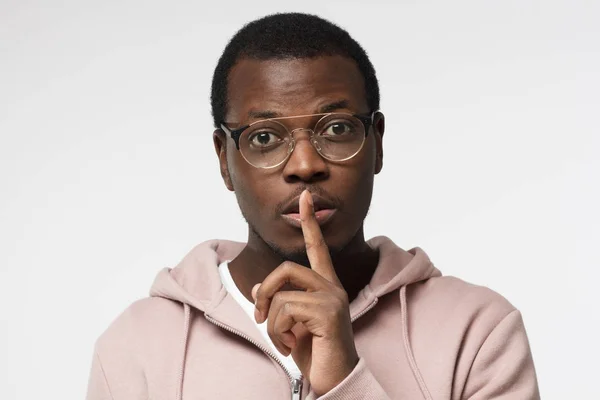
[299,190,340,284]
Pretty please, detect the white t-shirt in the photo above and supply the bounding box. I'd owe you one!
[218,262,302,379]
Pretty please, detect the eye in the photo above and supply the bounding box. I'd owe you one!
[321,121,356,137]
[248,131,283,147]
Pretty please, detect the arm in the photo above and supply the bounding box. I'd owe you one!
[307,357,391,400]
[85,306,150,400]
[462,310,540,399]
[311,311,540,400]
[86,351,114,400]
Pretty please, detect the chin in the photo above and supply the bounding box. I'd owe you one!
[265,231,349,266]
[246,209,362,263]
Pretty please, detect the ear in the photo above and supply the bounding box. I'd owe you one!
[213,129,234,191]
[373,112,385,174]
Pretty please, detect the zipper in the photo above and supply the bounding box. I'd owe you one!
[351,298,378,323]
[291,378,302,400]
[205,314,303,399]
[204,298,377,399]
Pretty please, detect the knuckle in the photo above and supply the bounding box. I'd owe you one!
[327,295,348,317]
[330,287,349,303]
[282,301,295,316]
[271,291,285,307]
[280,261,296,274]
[337,289,350,304]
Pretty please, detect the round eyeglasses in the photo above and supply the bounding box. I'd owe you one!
[220,111,378,169]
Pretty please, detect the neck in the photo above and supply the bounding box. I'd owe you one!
[227,227,380,303]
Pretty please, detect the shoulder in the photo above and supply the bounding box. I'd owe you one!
[400,276,529,378]
[89,298,190,397]
[408,276,517,332]
[94,297,185,361]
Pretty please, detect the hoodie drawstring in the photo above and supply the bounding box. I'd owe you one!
[176,303,191,400]
[400,285,433,400]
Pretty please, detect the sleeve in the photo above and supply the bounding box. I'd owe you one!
[307,358,391,400]
[86,351,114,400]
[462,310,540,399]
[84,309,150,400]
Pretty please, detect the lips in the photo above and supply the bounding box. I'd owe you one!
[280,194,337,228]
[281,194,336,214]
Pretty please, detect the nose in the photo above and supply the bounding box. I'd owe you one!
[282,129,329,183]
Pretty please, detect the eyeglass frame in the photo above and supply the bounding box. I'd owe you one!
[219,110,381,156]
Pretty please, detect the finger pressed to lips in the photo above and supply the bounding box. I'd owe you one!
[280,208,336,229]
[253,190,343,324]
[299,190,339,284]
[280,190,337,230]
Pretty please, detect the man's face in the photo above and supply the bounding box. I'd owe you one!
[214,55,384,259]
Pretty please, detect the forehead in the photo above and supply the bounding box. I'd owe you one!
[226,56,368,124]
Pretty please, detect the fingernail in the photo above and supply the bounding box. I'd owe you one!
[254,307,263,323]
[251,283,261,302]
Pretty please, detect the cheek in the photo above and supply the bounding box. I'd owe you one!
[342,139,377,211]
[226,141,256,192]
[227,146,276,214]
[345,137,377,187]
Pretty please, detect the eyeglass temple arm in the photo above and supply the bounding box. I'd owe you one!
[220,123,247,150]
[354,110,380,137]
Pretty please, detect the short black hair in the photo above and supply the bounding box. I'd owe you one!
[210,12,380,128]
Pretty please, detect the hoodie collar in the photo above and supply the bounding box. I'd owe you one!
[150,236,441,318]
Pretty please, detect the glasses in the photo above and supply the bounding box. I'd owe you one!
[220,111,378,169]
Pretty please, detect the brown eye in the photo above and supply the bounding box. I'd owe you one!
[327,123,351,135]
[320,120,359,139]
[248,131,283,148]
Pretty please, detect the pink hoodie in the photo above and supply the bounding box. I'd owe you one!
[86,237,540,399]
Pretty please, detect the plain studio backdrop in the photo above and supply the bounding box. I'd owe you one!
[0,0,598,398]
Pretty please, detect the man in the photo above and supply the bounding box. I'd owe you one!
[86,13,540,399]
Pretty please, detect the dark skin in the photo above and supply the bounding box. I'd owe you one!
[213,55,385,395]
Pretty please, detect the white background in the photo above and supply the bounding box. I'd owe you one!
[1,0,598,398]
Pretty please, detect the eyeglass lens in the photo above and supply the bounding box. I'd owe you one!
[239,114,365,168]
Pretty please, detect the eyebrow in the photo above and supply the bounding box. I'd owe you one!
[318,100,350,113]
[247,100,352,120]
[247,110,280,119]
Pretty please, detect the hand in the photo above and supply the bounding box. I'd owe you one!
[252,190,359,396]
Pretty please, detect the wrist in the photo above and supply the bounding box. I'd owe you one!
[313,351,359,396]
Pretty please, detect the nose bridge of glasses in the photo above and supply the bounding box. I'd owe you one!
[288,127,321,153]
[290,127,315,139]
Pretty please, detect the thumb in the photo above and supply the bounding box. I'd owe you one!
[251,283,261,303]
[252,283,262,323]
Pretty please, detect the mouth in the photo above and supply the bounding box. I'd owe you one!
[280,194,337,228]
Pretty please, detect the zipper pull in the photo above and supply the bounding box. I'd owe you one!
[291,378,303,400]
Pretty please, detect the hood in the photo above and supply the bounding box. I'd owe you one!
[149,236,441,309]
[149,236,441,400]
